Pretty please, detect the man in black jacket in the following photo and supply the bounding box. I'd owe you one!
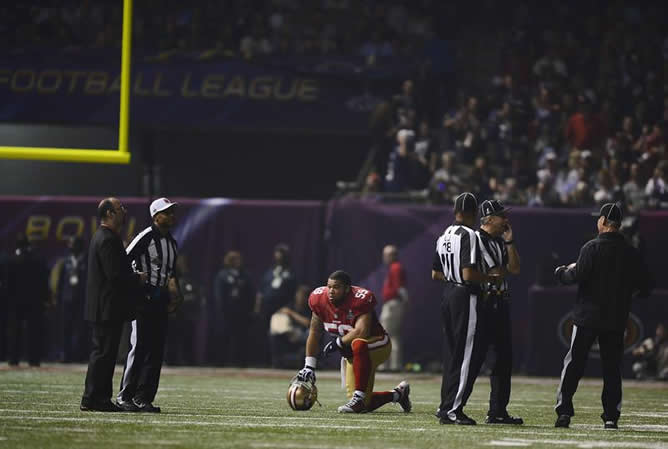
[553,203,653,429]
[81,198,146,412]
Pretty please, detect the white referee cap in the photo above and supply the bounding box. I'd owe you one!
[150,197,178,217]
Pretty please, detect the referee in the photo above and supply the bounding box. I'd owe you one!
[475,200,523,425]
[116,198,180,413]
[553,203,653,429]
[432,192,499,425]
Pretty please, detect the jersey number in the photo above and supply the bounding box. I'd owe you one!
[354,289,369,299]
[324,323,354,336]
[441,241,455,275]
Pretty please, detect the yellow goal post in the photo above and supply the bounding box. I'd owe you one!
[0,0,133,164]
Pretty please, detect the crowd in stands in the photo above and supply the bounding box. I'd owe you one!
[1,0,441,60]
[365,2,668,214]
[3,1,668,214]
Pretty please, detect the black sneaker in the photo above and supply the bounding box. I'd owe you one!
[555,415,570,428]
[116,398,140,412]
[485,414,524,425]
[80,400,121,412]
[133,398,161,413]
[440,412,477,425]
[604,420,618,429]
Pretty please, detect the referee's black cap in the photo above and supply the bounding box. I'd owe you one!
[454,192,477,214]
[592,202,623,222]
[480,199,511,218]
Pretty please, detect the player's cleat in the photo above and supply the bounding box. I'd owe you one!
[440,412,476,425]
[604,420,618,429]
[555,415,570,428]
[337,392,366,413]
[485,413,523,425]
[393,381,411,413]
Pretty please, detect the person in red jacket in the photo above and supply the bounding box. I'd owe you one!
[380,244,408,371]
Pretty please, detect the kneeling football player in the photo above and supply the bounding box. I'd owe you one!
[295,270,411,413]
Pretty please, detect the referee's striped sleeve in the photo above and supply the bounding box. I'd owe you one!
[477,233,496,269]
[459,228,477,268]
[126,226,152,257]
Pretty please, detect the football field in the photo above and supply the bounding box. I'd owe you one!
[1,365,667,449]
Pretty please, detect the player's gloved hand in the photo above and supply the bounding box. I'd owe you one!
[554,265,566,283]
[297,365,316,383]
[323,337,353,358]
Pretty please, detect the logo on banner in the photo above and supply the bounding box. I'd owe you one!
[557,313,644,358]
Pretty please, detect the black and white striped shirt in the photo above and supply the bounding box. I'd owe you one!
[432,223,478,284]
[476,229,509,293]
[126,225,178,288]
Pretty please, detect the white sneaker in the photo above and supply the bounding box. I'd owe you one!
[394,381,411,413]
[337,393,366,413]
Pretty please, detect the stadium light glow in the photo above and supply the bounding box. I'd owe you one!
[0,0,133,164]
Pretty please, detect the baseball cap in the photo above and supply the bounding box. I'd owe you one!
[150,197,178,217]
[592,202,622,222]
[454,192,478,214]
[480,199,511,218]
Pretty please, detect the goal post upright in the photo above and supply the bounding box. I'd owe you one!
[0,0,133,164]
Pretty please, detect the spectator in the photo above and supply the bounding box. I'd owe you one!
[645,163,668,209]
[565,96,595,151]
[385,129,415,192]
[430,152,462,203]
[379,244,408,372]
[622,163,647,213]
[0,246,8,361]
[412,120,438,189]
[632,323,668,381]
[6,233,49,367]
[166,255,203,366]
[52,236,89,363]
[213,251,255,366]
[269,284,311,368]
[254,243,297,366]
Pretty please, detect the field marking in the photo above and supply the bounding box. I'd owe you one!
[627,412,668,418]
[0,415,429,431]
[486,438,668,448]
[250,443,416,449]
[487,429,661,439]
[573,424,668,432]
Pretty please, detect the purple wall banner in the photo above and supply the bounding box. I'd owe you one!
[1,195,666,375]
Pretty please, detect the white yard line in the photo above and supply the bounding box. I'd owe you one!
[486,438,668,449]
[0,415,429,431]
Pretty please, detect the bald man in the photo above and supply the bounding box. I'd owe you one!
[81,198,147,412]
[379,245,408,371]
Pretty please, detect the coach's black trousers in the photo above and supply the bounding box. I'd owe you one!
[439,284,487,419]
[555,324,624,421]
[82,320,124,405]
[118,299,168,404]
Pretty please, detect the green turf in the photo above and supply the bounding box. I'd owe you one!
[1,365,667,448]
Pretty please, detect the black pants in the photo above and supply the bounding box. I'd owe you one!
[555,325,624,421]
[439,284,487,419]
[118,300,168,404]
[82,320,124,405]
[63,297,89,362]
[482,296,513,417]
[7,310,43,366]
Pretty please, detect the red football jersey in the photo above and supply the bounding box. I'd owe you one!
[308,285,386,338]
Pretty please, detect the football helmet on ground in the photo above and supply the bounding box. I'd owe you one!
[287,376,319,411]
